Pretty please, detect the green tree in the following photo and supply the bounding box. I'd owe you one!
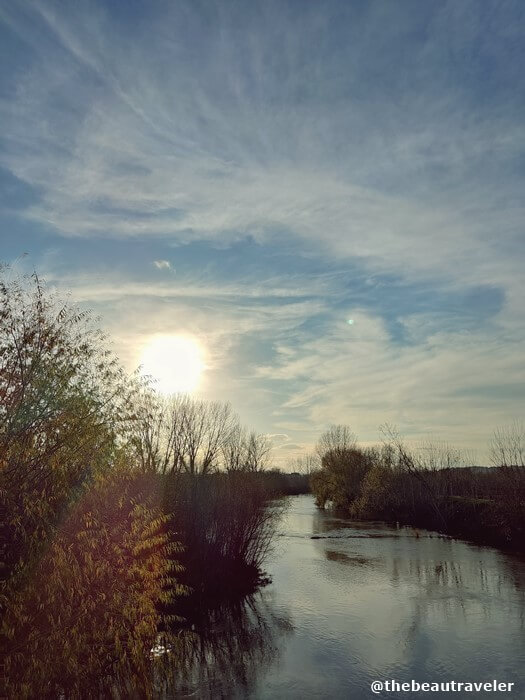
[0,268,184,697]
[0,270,131,582]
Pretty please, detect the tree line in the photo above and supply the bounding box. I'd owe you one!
[309,423,525,549]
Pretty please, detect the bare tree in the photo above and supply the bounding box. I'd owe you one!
[490,422,525,468]
[221,422,248,472]
[316,424,357,464]
[221,425,272,473]
[415,439,465,471]
[244,431,272,473]
[288,454,319,475]
[166,396,236,475]
[129,392,273,476]
[379,423,448,528]
[128,386,168,473]
[489,422,525,506]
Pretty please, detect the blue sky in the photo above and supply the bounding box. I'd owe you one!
[1,0,524,463]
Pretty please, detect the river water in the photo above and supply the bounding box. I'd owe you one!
[168,494,525,699]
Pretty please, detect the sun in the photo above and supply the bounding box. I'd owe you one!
[139,334,205,394]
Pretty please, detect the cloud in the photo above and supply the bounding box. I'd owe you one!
[1,1,524,461]
[266,433,289,445]
[259,307,525,461]
[153,259,172,270]
[0,0,523,293]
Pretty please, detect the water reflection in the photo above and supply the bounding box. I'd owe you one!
[255,495,525,699]
[6,567,293,698]
[164,498,525,699]
[155,594,293,699]
[325,550,375,566]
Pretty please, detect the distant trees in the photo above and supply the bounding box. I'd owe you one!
[168,396,235,474]
[288,453,319,476]
[490,422,525,468]
[315,424,357,466]
[310,424,469,523]
[310,425,372,509]
[129,391,272,475]
[223,427,272,473]
[308,422,525,549]
[489,422,525,526]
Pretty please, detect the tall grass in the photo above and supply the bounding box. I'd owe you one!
[162,472,285,606]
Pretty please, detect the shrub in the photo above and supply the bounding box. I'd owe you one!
[0,271,132,584]
[3,466,184,698]
[163,472,284,604]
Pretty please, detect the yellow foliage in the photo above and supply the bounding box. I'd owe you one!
[3,466,183,698]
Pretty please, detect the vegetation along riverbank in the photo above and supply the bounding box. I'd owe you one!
[0,269,295,698]
[310,424,525,551]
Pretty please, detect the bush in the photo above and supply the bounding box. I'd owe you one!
[310,445,375,511]
[163,472,284,606]
[3,467,184,698]
[0,271,131,584]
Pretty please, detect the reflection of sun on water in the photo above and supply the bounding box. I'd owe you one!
[140,335,205,394]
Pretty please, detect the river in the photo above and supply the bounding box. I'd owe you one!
[166,494,525,699]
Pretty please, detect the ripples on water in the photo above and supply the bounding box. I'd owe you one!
[165,494,525,699]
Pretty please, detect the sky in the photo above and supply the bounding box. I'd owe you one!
[1,0,524,465]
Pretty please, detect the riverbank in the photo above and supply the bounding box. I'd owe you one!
[310,440,525,554]
[157,495,525,698]
[319,496,524,553]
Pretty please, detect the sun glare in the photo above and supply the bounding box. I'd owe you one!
[140,335,205,394]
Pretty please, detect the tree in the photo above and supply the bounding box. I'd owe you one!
[0,270,131,582]
[315,424,357,465]
[221,422,248,472]
[127,387,177,474]
[128,393,238,475]
[310,425,372,511]
[168,396,236,475]
[129,393,273,475]
[489,422,525,513]
[490,422,525,468]
[288,454,319,476]
[243,431,272,473]
[379,424,448,528]
[222,426,271,473]
[0,268,184,696]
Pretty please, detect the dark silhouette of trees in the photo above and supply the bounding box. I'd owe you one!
[129,391,272,475]
[309,422,525,549]
[490,422,525,468]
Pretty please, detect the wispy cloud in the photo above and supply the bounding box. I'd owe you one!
[153,259,172,271]
[1,2,523,286]
[1,0,523,460]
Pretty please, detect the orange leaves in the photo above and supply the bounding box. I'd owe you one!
[3,468,183,697]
